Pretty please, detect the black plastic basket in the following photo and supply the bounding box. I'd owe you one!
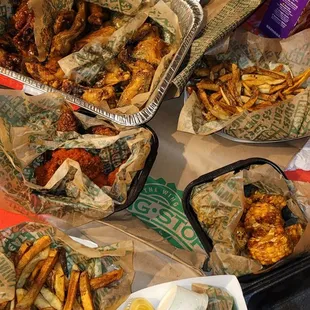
[243,253,310,309]
[114,125,158,212]
[182,157,306,284]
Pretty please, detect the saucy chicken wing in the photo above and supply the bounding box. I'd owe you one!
[88,3,110,26]
[50,0,87,57]
[81,85,116,107]
[118,60,155,107]
[72,25,116,52]
[53,10,76,35]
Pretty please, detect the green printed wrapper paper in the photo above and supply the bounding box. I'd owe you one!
[0,90,152,224]
[0,222,134,309]
[190,164,310,276]
[173,0,264,93]
[58,0,181,115]
[178,28,310,141]
[192,283,234,310]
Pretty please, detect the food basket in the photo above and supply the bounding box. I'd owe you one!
[244,253,310,309]
[0,0,203,126]
[182,157,308,284]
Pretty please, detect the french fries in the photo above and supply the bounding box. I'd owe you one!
[190,61,310,121]
[80,271,95,310]
[16,236,52,277]
[90,268,124,290]
[4,236,125,309]
[64,268,80,310]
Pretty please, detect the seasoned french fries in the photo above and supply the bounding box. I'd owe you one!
[80,271,95,310]
[90,268,124,290]
[54,262,65,303]
[16,249,59,310]
[4,236,125,309]
[64,268,80,310]
[16,236,52,277]
[190,61,310,121]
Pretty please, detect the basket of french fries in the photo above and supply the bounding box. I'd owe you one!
[182,158,310,282]
[178,28,310,142]
[0,222,134,309]
[0,90,158,224]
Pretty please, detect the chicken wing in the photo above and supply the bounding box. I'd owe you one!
[53,10,76,35]
[244,202,284,237]
[57,108,79,132]
[88,3,110,26]
[0,48,21,71]
[130,23,154,42]
[285,223,303,247]
[248,226,293,265]
[94,59,130,87]
[35,149,104,186]
[91,125,119,136]
[25,58,65,89]
[72,25,116,52]
[61,79,88,97]
[132,32,170,66]
[117,60,155,107]
[50,0,87,57]
[82,86,116,107]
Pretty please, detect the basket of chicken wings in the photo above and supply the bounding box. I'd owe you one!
[0,90,158,223]
[0,0,203,125]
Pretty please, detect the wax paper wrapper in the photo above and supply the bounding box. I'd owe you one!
[172,0,264,93]
[178,28,310,141]
[190,164,310,276]
[0,90,152,223]
[192,283,234,310]
[57,0,181,114]
[0,222,134,309]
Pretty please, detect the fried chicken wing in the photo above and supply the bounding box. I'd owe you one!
[50,0,87,57]
[118,60,155,107]
[285,223,303,246]
[250,191,287,210]
[25,58,65,89]
[53,10,76,35]
[0,48,22,71]
[57,109,79,132]
[35,149,104,187]
[132,32,170,66]
[91,125,119,136]
[248,226,293,265]
[61,79,88,97]
[94,59,130,87]
[72,25,116,52]
[82,86,116,107]
[88,3,110,26]
[12,0,31,30]
[130,23,155,42]
[244,202,284,237]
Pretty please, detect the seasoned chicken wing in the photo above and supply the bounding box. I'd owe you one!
[88,3,110,26]
[250,191,287,211]
[72,25,116,52]
[53,10,76,35]
[132,31,170,66]
[35,148,104,186]
[0,48,21,71]
[285,223,303,247]
[82,86,116,107]
[244,202,284,237]
[25,58,65,89]
[50,0,87,57]
[94,59,130,87]
[130,23,154,42]
[118,60,155,107]
[57,108,79,132]
[248,226,293,265]
[91,125,119,136]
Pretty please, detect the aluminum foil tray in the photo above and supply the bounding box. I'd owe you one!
[0,0,203,126]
